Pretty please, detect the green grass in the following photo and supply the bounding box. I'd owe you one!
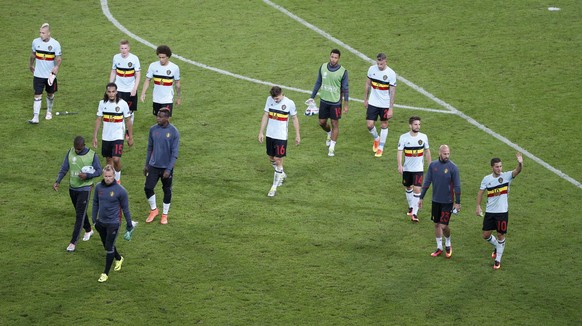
[1,0,581,325]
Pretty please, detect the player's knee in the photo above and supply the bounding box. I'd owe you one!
[145,188,155,198]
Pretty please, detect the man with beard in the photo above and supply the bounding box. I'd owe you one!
[92,82,134,183]
[419,145,461,259]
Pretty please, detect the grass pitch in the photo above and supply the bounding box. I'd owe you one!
[1,0,581,325]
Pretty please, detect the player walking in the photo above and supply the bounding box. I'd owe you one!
[308,49,349,157]
[419,145,461,258]
[28,23,62,124]
[92,83,134,183]
[144,108,180,224]
[476,153,523,270]
[364,53,397,157]
[110,39,141,136]
[140,45,181,117]
[258,86,301,197]
[92,165,134,283]
[397,116,431,222]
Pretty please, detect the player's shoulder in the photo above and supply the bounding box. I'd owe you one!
[49,38,62,47]
[283,97,295,107]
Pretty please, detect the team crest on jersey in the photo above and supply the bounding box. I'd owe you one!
[128,62,133,68]
[48,45,53,51]
[383,75,388,80]
[418,140,423,145]
[166,70,171,75]
[72,156,77,164]
[166,132,171,138]
[109,191,115,197]
[115,106,120,112]
[323,71,328,78]
[444,168,449,174]
[282,105,286,110]
[498,177,503,183]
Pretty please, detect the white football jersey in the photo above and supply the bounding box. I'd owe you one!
[367,65,396,108]
[146,61,180,104]
[397,132,430,172]
[264,96,297,140]
[32,37,62,78]
[480,171,514,213]
[97,99,131,141]
[112,53,141,92]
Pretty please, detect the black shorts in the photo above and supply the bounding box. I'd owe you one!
[482,212,509,234]
[33,76,57,95]
[402,171,424,187]
[318,101,342,120]
[366,104,391,121]
[145,166,173,190]
[153,102,173,116]
[431,202,454,225]
[101,139,124,158]
[265,137,288,158]
[118,91,138,112]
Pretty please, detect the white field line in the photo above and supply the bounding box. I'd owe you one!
[101,0,581,189]
[100,0,442,114]
[262,0,582,190]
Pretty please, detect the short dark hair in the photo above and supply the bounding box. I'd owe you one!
[270,86,282,98]
[74,136,85,147]
[158,107,171,117]
[376,53,387,60]
[331,48,341,57]
[156,45,172,58]
[490,158,502,166]
[409,116,421,124]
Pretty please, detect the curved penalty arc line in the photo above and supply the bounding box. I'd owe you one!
[100,0,444,114]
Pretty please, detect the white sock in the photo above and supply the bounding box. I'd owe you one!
[272,168,282,187]
[369,126,379,139]
[496,239,506,262]
[148,195,157,210]
[405,189,413,208]
[379,128,388,150]
[436,237,443,250]
[412,193,420,215]
[329,140,336,151]
[33,97,42,117]
[270,160,277,170]
[445,236,451,247]
[115,170,121,181]
[162,203,170,215]
[326,131,331,138]
[46,95,54,112]
[486,235,498,247]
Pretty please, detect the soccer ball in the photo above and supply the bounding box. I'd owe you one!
[304,99,319,116]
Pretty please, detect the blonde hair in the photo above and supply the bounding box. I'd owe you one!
[40,23,50,30]
[103,164,115,173]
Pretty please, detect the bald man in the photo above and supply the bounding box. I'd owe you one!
[419,145,461,259]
